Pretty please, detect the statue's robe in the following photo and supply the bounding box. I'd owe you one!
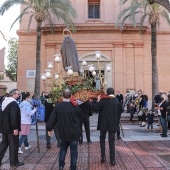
[60,36,80,72]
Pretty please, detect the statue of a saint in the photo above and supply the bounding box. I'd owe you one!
[60,29,80,72]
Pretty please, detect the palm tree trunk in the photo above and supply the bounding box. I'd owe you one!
[34,22,42,100]
[151,22,159,110]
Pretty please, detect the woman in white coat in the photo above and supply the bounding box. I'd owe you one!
[18,93,37,154]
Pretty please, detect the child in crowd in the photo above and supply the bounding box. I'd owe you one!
[129,103,135,124]
[146,110,154,130]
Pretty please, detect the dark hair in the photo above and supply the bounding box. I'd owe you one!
[22,92,30,101]
[63,89,71,99]
[168,94,170,102]
[107,87,114,95]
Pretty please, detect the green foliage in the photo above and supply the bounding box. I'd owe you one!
[49,78,100,103]
[116,0,170,33]
[0,0,77,32]
[5,37,18,81]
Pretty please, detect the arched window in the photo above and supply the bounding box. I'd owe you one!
[88,0,100,19]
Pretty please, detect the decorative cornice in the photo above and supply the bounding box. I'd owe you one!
[45,42,56,47]
[41,24,148,34]
[133,42,144,48]
[113,42,125,48]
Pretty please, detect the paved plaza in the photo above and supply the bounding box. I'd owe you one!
[1,114,170,170]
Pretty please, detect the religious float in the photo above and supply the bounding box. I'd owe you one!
[41,29,112,103]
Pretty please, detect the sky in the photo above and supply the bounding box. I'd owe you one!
[0,1,20,50]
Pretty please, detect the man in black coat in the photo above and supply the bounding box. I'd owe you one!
[92,87,122,166]
[0,89,24,167]
[44,95,61,148]
[79,100,92,144]
[47,89,82,170]
[116,91,124,106]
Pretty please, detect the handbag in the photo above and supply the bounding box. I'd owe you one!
[138,110,143,116]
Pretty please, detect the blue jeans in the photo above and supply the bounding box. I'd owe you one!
[19,135,29,147]
[161,117,167,135]
[147,123,153,129]
[59,140,78,170]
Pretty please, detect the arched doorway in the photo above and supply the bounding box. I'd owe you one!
[79,52,112,89]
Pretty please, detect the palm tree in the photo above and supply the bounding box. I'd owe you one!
[0,0,77,100]
[116,0,170,109]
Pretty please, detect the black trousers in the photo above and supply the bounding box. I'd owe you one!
[45,123,61,145]
[80,119,91,143]
[100,131,116,161]
[0,133,19,165]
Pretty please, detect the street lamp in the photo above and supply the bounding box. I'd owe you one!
[66,66,74,76]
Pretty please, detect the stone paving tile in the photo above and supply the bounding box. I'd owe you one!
[2,115,170,169]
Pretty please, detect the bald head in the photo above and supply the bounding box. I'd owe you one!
[63,88,71,99]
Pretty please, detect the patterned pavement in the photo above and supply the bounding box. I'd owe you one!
[0,114,170,169]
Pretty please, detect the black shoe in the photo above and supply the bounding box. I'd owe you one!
[140,125,145,127]
[59,167,63,170]
[161,134,167,137]
[117,136,121,140]
[101,157,106,163]
[111,160,116,166]
[46,143,51,149]
[14,162,24,166]
[87,140,92,144]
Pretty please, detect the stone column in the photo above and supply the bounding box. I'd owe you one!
[133,42,144,92]
[125,43,135,91]
[113,42,124,93]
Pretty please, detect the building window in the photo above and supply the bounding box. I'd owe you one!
[26,70,36,78]
[0,74,4,80]
[88,0,100,19]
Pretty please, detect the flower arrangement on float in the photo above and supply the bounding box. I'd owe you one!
[41,51,111,103]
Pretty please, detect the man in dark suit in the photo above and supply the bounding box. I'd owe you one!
[0,89,24,167]
[44,94,61,148]
[116,91,124,106]
[79,100,92,144]
[92,87,122,166]
[47,89,82,170]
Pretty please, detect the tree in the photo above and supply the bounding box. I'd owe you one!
[5,37,18,82]
[0,0,77,100]
[116,0,170,109]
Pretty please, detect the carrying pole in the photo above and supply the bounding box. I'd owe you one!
[119,121,124,137]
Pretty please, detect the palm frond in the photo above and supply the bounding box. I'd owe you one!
[139,13,148,34]
[119,0,128,5]
[0,0,25,15]
[120,14,131,31]
[27,14,34,32]
[10,5,31,30]
[115,6,133,28]
[44,8,54,34]
[160,10,170,25]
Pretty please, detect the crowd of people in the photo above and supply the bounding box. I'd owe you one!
[122,90,170,137]
[0,88,170,169]
[0,87,123,169]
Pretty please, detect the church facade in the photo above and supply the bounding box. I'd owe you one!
[17,0,170,102]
